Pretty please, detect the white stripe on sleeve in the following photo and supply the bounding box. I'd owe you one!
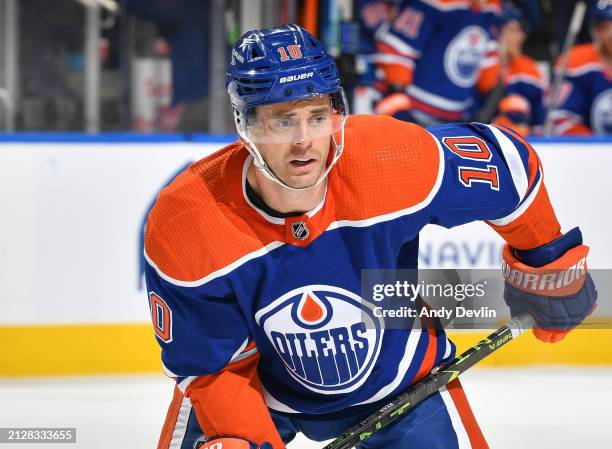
[486,124,529,204]
[489,174,542,227]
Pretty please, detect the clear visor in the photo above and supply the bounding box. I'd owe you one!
[239,92,346,145]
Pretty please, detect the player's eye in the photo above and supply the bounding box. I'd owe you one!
[270,117,295,132]
[310,114,330,127]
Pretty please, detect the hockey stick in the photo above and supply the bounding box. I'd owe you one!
[322,313,535,449]
[543,1,587,136]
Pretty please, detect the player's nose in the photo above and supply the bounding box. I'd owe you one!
[291,121,312,146]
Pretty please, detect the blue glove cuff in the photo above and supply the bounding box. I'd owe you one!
[512,227,582,267]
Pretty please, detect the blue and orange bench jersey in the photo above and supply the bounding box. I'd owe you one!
[552,43,612,135]
[144,115,559,446]
[376,0,501,122]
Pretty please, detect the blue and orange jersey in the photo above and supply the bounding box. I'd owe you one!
[376,0,502,124]
[494,54,547,134]
[145,115,560,447]
[552,43,612,135]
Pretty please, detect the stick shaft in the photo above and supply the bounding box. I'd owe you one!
[323,315,534,449]
[543,1,587,135]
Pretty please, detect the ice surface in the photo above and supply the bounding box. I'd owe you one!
[0,368,610,449]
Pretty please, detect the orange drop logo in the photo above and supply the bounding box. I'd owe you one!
[299,293,325,323]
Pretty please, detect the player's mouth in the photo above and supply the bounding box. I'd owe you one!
[289,158,317,170]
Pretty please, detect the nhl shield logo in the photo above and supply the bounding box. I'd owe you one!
[291,221,309,240]
[255,285,384,394]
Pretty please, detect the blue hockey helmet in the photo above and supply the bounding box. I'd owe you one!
[500,1,529,33]
[226,24,348,190]
[592,0,612,23]
[501,2,523,23]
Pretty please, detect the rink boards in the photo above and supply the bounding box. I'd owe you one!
[0,135,611,376]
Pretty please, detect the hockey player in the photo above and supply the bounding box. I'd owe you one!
[492,2,547,135]
[374,0,502,125]
[145,24,597,449]
[551,1,612,135]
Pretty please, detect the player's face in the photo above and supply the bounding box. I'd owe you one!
[251,96,333,189]
[500,20,526,56]
[595,21,612,56]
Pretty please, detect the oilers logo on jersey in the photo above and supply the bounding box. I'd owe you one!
[255,285,384,394]
[445,26,489,88]
[590,89,612,134]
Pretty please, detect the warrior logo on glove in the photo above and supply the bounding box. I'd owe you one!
[502,228,598,343]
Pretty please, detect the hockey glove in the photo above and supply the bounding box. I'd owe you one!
[197,437,273,449]
[502,227,597,343]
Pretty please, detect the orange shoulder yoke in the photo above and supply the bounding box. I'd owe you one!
[509,55,542,79]
[335,115,441,221]
[145,142,282,283]
[147,116,443,282]
[561,43,601,71]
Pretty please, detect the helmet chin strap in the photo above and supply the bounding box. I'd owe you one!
[239,116,346,192]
